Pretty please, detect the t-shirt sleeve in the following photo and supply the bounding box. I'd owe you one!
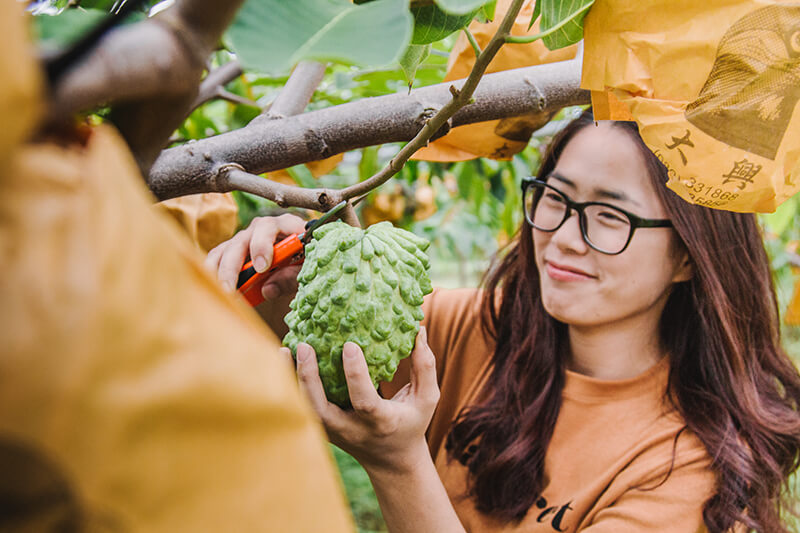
[579,443,717,533]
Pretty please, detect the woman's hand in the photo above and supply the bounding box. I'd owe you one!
[205,213,306,300]
[283,327,441,475]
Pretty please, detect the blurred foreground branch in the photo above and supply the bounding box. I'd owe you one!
[48,0,247,174]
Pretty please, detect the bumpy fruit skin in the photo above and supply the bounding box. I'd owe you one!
[283,221,433,407]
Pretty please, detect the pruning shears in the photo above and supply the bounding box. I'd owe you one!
[236,200,349,307]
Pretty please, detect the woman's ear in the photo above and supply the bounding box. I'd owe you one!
[672,251,694,283]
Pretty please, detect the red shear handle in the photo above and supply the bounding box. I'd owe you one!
[237,234,304,307]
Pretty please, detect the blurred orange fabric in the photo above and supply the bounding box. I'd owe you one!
[0,0,41,164]
[0,5,354,531]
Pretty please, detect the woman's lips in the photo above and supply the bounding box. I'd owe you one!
[545,261,595,282]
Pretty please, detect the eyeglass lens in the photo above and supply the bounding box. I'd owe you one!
[524,182,632,254]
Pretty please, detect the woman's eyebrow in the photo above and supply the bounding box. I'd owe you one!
[548,171,576,189]
[549,171,642,208]
[595,187,641,207]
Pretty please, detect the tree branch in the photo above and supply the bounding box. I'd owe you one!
[172,0,534,223]
[339,203,361,228]
[216,89,260,109]
[338,0,526,202]
[464,27,482,57]
[191,60,244,111]
[48,0,248,175]
[207,60,333,223]
[149,59,588,201]
[262,61,327,119]
[48,19,197,120]
[111,0,248,174]
[221,166,339,210]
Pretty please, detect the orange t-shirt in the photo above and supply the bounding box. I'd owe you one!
[384,288,717,533]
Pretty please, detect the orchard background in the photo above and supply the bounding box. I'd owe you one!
[28,0,800,531]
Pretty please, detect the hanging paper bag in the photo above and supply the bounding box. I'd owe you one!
[583,0,800,212]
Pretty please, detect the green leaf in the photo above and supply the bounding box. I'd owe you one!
[500,168,520,237]
[530,0,541,30]
[34,8,146,51]
[479,0,497,22]
[76,0,122,10]
[227,0,413,75]
[359,146,381,182]
[527,0,594,50]
[34,9,111,50]
[76,0,162,10]
[762,194,800,235]
[434,0,490,16]
[286,165,317,188]
[399,44,431,87]
[411,5,477,45]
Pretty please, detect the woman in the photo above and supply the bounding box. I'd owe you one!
[207,110,800,532]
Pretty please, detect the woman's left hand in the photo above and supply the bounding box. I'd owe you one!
[281,327,440,474]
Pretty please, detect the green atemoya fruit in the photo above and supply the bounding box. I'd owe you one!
[283,221,433,407]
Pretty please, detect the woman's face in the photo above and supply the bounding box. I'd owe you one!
[532,123,692,328]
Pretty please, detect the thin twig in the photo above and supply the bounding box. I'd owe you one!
[214,0,527,221]
[217,168,356,229]
[464,27,481,57]
[336,0,526,202]
[191,60,244,111]
[217,88,260,108]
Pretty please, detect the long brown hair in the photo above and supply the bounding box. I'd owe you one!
[445,110,800,531]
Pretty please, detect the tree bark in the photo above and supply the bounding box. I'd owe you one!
[191,60,245,111]
[264,61,327,119]
[148,59,588,201]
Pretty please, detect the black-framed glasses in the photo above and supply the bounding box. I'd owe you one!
[521,177,673,255]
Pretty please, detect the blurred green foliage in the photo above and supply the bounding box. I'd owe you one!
[761,195,800,360]
[332,445,388,533]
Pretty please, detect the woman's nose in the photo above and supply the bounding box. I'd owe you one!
[550,209,589,254]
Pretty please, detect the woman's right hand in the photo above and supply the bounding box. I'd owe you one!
[205,213,306,302]
[283,328,440,475]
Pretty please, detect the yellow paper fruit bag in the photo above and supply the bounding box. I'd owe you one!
[267,153,345,185]
[413,0,577,162]
[0,125,355,532]
[583,0,800,213]
[158,192,240,252]
[0,6,354,528]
